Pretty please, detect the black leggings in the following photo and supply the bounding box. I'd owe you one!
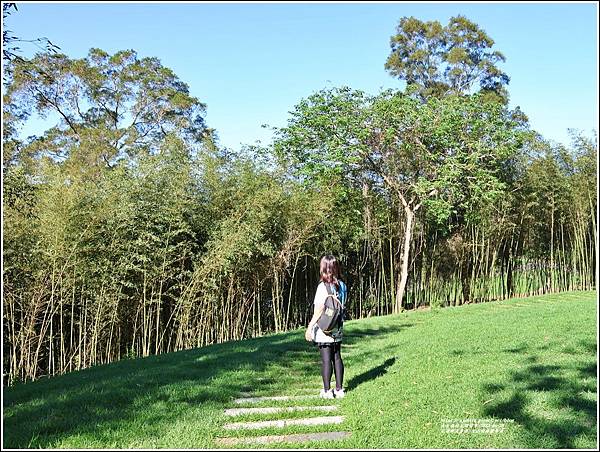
[318,342,344,391]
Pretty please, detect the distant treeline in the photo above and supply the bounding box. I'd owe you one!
[3,17,597,384]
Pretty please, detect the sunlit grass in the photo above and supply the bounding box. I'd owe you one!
[3,290,596,448]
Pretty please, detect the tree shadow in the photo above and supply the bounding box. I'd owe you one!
[1,334,292,447]
[481,339,597,448]
[345,357,397,391]
[343,322,415,341]
[2,319,412,448]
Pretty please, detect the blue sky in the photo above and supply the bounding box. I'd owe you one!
[4,1,598,151]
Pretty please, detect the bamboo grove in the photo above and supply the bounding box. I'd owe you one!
[2,46,597,385]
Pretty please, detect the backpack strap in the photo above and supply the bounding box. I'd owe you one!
[324,282,341,307]
[324,282,333,296]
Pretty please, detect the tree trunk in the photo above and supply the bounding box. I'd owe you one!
[395,207,414,313]
[550,199,555,292]
[590,194,597,289]
[363,182,372,235]
[461,259,472,304]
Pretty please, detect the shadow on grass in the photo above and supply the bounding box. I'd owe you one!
[3,322,412,448]
[346,357,397,391]
[482,338,597,448]
[343,322,415,341]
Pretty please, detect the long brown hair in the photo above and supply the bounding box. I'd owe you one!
[319,254,340,287]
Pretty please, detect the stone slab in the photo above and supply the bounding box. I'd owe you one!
[225,405,337,416]
[238,388,317,397]
[215,430,352,445]
[233,395,318,404]
[223,415,344,430]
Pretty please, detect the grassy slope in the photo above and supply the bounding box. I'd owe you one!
[3,290,597,449]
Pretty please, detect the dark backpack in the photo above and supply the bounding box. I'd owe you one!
[316,283,343,335]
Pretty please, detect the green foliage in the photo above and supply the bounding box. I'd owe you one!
[6,49,207,167]
[385,15,510,102]
[275,86,527,230]
[2,36,596,386]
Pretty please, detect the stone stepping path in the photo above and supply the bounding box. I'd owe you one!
[225,405,337,416]
[233,394,318,404]
[223,415,344,430]
[215,431,351,446]
[238,388,316,397]
[217,389,352,446]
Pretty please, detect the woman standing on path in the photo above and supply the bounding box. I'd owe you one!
[305,255,347,399]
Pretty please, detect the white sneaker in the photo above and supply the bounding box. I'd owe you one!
[319,389,334,399]
[334,388,345,399]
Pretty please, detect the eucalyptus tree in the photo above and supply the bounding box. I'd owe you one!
[385,15,510,103]
[275,87,528,311]
[6,48,209,170]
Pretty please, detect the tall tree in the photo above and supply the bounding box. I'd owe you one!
[385,15,510,102]
[6,49,209,170]
[275,87,528,311]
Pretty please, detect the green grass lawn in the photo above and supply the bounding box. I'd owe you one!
[3,290,597,449]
